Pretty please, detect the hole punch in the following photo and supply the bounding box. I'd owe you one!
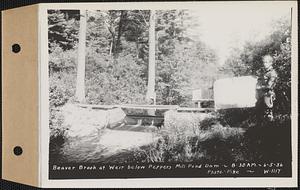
[13,146,23,156]
[12,44,21,53]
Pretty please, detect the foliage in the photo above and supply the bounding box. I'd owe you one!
[49,43,77,73]
[131,108,291,163]
[48,9,220,107]
[132,112,245,162]
[49,70,76,107]
[48,10,79,50]
[49,108,68,164]
[85,51,147,105]
[49,109,66,138]
[220,17,291,115]
[156,41,219,105]
[155,10,219,105]
[49,49,76,144]
[243,119,291,161]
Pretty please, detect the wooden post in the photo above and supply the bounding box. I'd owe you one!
[146,10,156,104]
[197,101,201,108]
[75,9,87,103]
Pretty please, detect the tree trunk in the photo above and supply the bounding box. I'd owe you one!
[116,10,126,55]
[75,9,87,103]
[146,10,156,104]
[136,42,139,59]
[109,40,113,56]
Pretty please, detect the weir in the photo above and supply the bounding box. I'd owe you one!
[76,103,213,112]
[73,103,214,128]
[70,76,258,129]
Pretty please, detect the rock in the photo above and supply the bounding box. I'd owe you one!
[62,104,126,137]
[107,108,126,129]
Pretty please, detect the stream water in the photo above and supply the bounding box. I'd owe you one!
[50,117,161,164]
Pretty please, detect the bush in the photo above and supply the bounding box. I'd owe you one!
[49,43,77,72]
[85,52,147,105]
[217,107,258,128]
[243,115,291,162]
[164,110,213,136]
[49,108,68,163]
[49,62,76,150]
[132,111,245,162]
[49,109,66,138]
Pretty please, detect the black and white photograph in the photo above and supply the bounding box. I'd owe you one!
[47,3,295,180]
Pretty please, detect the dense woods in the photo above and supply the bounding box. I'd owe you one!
[48,10,219,108]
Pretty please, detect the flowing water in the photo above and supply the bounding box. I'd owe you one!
[51,116,161,163]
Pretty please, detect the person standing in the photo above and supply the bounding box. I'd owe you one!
[256,55,278,122]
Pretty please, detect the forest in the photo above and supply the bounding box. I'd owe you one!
[49,9,292,163]
[48,9,219,107]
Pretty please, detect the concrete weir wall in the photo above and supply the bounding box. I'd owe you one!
[62,104,126,138]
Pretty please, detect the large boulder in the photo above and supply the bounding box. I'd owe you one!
[62,104,126,137]
[106,107,126,129]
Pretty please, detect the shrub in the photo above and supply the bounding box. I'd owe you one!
[49,71,76,107]
[217,107,258,128]
[49,65,76,153]
[49,108,68,163]
[164,110,213,136]
[243,116,291,162]
[132,111,245,163]
[85,52,147,105]
[49,43,77,72]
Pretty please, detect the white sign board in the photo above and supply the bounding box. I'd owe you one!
[214,76,257,109]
